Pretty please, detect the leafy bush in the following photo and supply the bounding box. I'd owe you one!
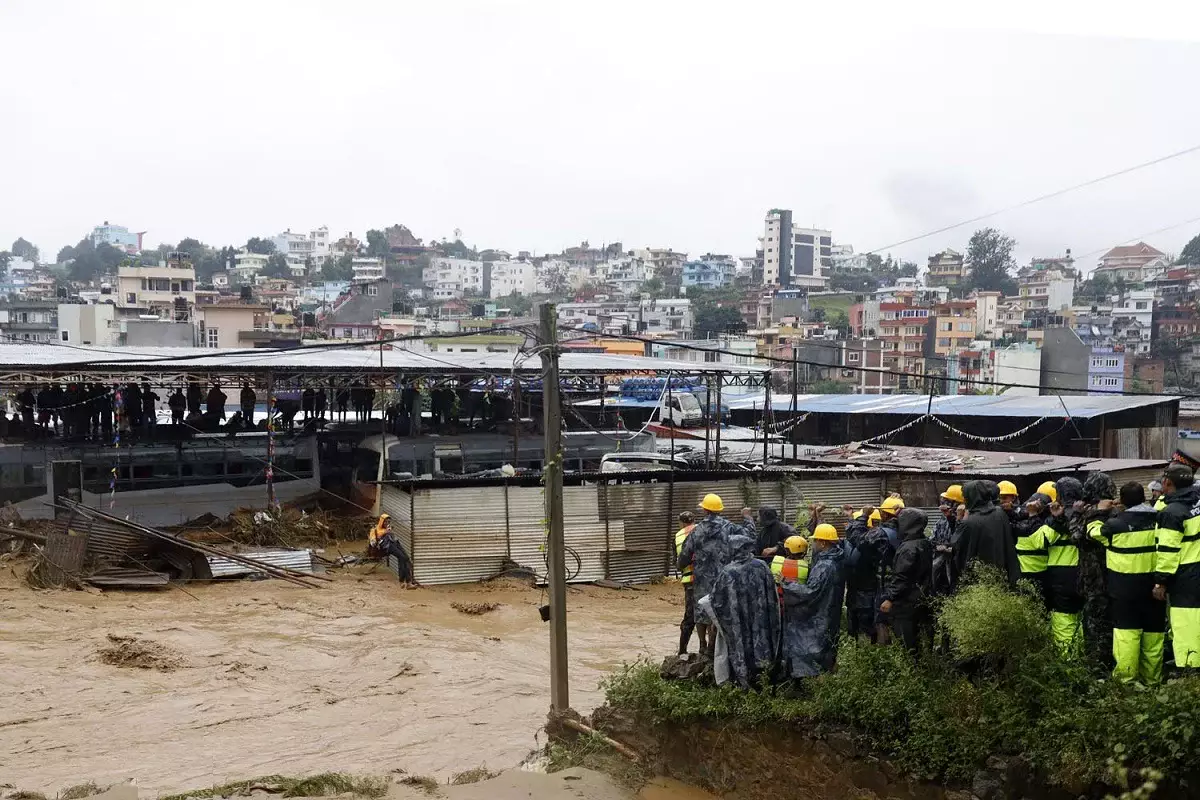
[937,566,1051,663]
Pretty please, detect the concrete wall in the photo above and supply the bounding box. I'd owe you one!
[124,320,195,347]
[1040,327,1089,395]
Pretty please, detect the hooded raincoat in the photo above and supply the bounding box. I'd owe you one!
[677,511,756,602]
[954,480,1019,585]
[706,536,781,688]
[755,506,793,560]
[781,540,847,678]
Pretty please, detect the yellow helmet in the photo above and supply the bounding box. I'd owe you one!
[868,510,882,526]
[940,485,965,505]
[700,493,724,513]
[879,496,905,514]
[997,480,1018,498]
[784,535,809,554]
[812,525,838,542]
[852,509,864,520]
[1037,482,1058,503]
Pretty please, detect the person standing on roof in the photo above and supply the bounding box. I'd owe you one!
[1155,464,1200,670]
[781,524,847,678]
[880,507,934,655]
[1089,481,1164,682]
[954,480,1019,586]
[240,383,257,426]
[674,511,705,656]
[676,493,755,659]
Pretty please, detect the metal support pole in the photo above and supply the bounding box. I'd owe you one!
[704,375,713,469]
[266,372,277,510]
[763,376,771,465]
[539,304,569,713]
[668,377,675,465]
[715,377,723,468]
[791,347,799,461]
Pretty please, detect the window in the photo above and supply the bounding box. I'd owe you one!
[141,279,148,290]
[957,321,972,331]
[367,285,379,296]
[905,326,921,335]
[206,327,219,348]
[126,293,136,304]
[937,337,951,347]
[1136,302,1148,310]
[61,330,69,341]
[848,351,860,363]
[940,321,952,331]
[1106,358,1119,368]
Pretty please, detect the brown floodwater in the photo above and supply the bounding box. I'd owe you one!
[0,564,681,795]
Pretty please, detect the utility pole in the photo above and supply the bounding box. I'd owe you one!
[539,303,569,713]
[791,346,799,461]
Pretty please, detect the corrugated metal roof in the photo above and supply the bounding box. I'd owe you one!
[207,548,315,577]
[0,342,767,375]
[726,392,1178,419]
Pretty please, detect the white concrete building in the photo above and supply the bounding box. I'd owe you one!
[829,244,872,272]
[603,257,650,296]
[273,230,315,275]
[1113,289,1154,355]
[116,256,196,320]
[992,344,1042,396]
[309,226,330,261]
[58,302,118,347]
[425,257,485,298]
[652,335,756,366]
[973,291,1003,339]
[761,209,830,289]
[640,298,693,335]
[233,251,269,281]
[351,257,385,283]
[490,261,536,298]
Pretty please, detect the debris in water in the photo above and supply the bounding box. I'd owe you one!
[451,602,500,616]
[96,634,184,672]
[398,775,439,795]
[449,768,497,786]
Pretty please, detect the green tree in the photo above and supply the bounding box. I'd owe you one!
[811,307,827,323]
[898,260,919,278]
[365,229,389,260]
[828,310,851,336]
[640,276,664,299]
[322,253,354,282]
[56,245,75,263]
[493,292,533,315]
[245,237,276,255]
[262,253,292,279]
[810,379,853,394]
[1076,270,1112,303]
[434,238,476,259]
[965,227,1019,296]
[1176,232,1200,265]
[694,305,746,339]
[11,237,38,262]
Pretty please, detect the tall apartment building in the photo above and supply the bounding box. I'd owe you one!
[878,295,931,389]
[925,249,966,287]
[761,209,830,289]
[91,221,143,254]
[927,300,979,359]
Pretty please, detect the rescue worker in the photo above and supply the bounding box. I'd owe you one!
[1014,488,1053,606]
[704,535,780,688]
[880,507,934,655]
[955,479,1020,586]
[780,523,846,677]
[997,480,1020,518]
[1155,463,1200,670]
[1088,481,1164,682]
[872,496,906,644]
[676,493,755,658]
[771,534,811,586]
[755,506,793,561]
[1149,479,1165,511]
[843,506,880,641]
[1042,494,1084,656]
[674,511,704,656]
[932,486,961,593]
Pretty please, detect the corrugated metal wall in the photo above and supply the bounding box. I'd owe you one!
[389,473,889,586]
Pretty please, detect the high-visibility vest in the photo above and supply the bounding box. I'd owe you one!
[1154,497,1167,512]
[1016,522,1051,575]
[1088,518,1157,575]
[771,554,809,584]
[675,524,695,585]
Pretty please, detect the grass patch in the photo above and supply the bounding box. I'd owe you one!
[58,785,102,800]
[600,569,1200,788]
[448,769,497,786]
[397,776,438,795]
[807,293,854,316]
[159,773,387,800]
[546,732,646,789]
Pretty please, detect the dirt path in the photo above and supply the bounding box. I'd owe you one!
[0,563,680,795]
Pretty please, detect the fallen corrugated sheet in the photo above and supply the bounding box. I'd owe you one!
[207,548,315,578]
[85,567,172,587]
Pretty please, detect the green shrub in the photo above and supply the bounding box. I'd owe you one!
[937,567,1051,663]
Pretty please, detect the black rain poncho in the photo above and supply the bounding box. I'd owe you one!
[755,506,793,560]
[954,480,1019,585]
[705,536,781,688]
[781,540,847,678]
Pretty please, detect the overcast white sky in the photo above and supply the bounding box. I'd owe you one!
[3,1,1199,271]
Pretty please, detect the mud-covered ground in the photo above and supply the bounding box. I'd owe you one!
[0,558,682,795]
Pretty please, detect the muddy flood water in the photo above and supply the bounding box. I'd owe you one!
[0,562,680,795]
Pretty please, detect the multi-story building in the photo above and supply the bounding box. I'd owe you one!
[233,251,269,282]
[875,279,949,305]
[384,224,428,266]
[1094,242,1168,283]
[556,298,692,336]
[115,252,196,321]
[1040,327,1125,395]
[57,302,118,347]
[1018,262,1075,315]
[926,249,966,287]
[197,303,272,349]
[320,279,394,339]
[973,291,1003,339]
[425,257,486,299]
[310,226,330,263]
[877,295,931,388]
[633,248,688,286]
[1155,303,1200,344]
[682,256,736,289]
[991,343,1042,396]
[652,335,758,367]
[828,244,872,272]
[603,256,650,297]
[489,261,536,298]
[926,300,978,359]
[351,257,385,283]
[331,232,362,260]
[640,298,693,335]
[90,221,142,254]
[0,300,58,343]
[1112,289,1154,355]
[273,230,315,275]
[761,209,830,289]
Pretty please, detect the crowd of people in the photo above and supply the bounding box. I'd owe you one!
[674,465,1200,688]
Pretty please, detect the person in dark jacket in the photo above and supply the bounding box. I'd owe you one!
[931,486,960,594]
[954,480,1019,586]
[755,506,793,561]
[843,507,878,641]
[168,389,187,425]
[880,508,934,654]
[240,383,257,425]
[781,525,847,677]
[1154,464,1200,671]
[206,384,227,420]
[1088,481,1164,682]
[186,380,203,415]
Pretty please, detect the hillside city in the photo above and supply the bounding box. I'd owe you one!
[2,211,1198,396]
